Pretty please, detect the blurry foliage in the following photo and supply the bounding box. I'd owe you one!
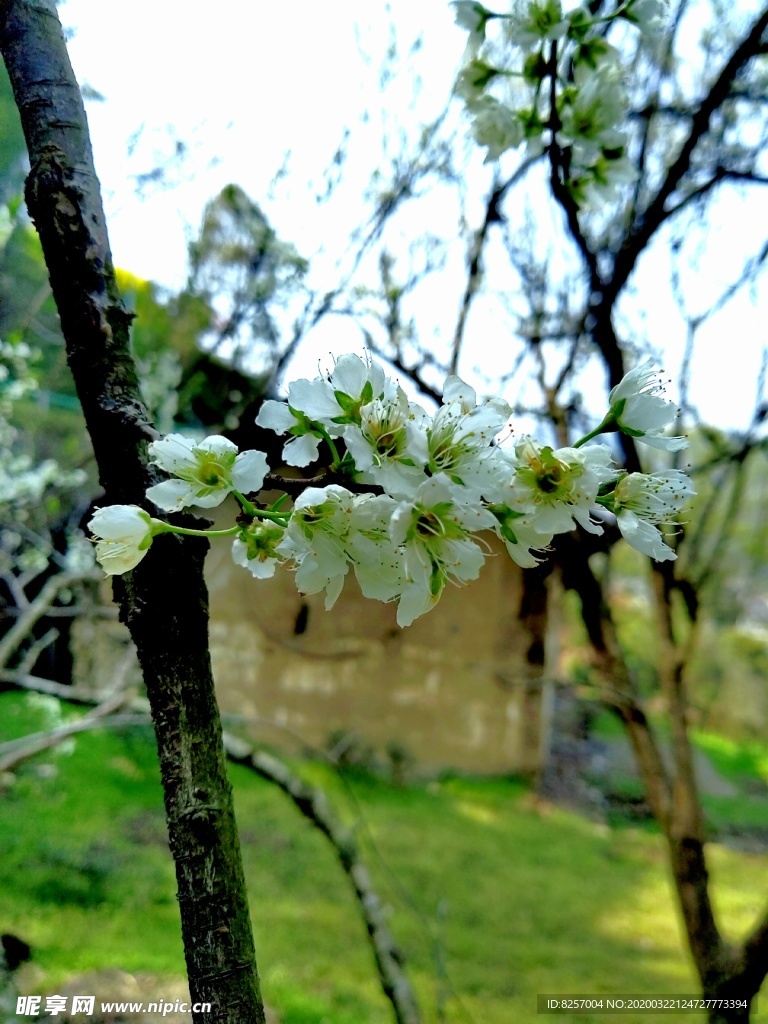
[0,50,300,477]
[0,340,88,554]
[692,730,768,788]
[688,624,768,741]
[29,839,121,908]
[556,443,768,744]
[188,183,308,375]
[0,61,26,203]
[0,190,296,490]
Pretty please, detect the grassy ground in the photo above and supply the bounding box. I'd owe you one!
[1,691,767,1023]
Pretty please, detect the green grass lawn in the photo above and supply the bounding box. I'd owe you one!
[1,691,767,1023]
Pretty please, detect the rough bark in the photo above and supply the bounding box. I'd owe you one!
[0,3,265,1021]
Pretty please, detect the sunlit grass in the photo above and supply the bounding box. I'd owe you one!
[1,692,767,1023]
[693,729,768,784]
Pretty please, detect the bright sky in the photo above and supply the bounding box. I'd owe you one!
[58,0,768,434]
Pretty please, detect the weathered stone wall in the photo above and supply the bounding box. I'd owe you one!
[73,533,553,773]
[205,533,551,773]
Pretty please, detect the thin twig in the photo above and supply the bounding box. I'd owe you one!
[224,735,422,1024]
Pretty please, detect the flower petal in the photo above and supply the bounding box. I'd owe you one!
[617,510,676,561]
[88,505,151,542]
[146,479,195,511]
[331,353,368,398]
[197,435,239,458]
[148,434,197,473]
[288,378,340,420]
[283,433,321,468]
[255,400,296,433]
[232,538,278,579]
[231,450,269,493]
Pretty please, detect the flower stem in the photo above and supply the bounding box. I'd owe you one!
[232,489,259,515]
[232,491,291,524]
[154,523,240,539]
[316,425,342,470]
[573,415,615,448]
[252,508,291,524]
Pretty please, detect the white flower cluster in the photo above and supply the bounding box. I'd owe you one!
[452,0,666,207]
[89,354,693,627]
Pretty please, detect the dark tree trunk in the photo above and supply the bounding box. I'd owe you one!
[706,998,752,1024]
[0,3,265,1021]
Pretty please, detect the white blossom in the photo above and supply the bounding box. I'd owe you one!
[501,438,614,535]
[467,94,525,161]
[93,355,695,626]
[614,470,694,521]
[487,503,554,567]
[232,521,285,579]
[426,376,511,497]
[623,0,667,38]
[575,151,637,208]
[505,0,567,51]
[288,353,395,427]
[615,513,675,561]
[453,1,493,55]
[277,485,356,609]
[256,400,324,468]
[343,389,429,497]
[88,505,158,576]
[611,470,694,561]
[559,65,627,160]
[390,474,496,627]
[347,494,404,602]
[608,359,687,450]
[146,434,269,511]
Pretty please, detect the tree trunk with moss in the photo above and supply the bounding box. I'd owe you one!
[0,3,265,1021]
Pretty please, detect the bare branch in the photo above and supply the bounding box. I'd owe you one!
[224,735,422,1024]
[17,627,58,674]
[450,157,540,374]
[261,473,385,497]
[545,43,599,281]
[0,669,132,706]
[0,649,137,773]
[0,570,98,670]
[611,4,768,302]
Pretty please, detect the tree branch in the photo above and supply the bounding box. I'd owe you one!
[224,735,422,1024]
[0,570,96,669]
[610,3,768,302]
[0,691,137,773]
[546,43,599,282]
[738,907,768,996]
[450,158,540,375]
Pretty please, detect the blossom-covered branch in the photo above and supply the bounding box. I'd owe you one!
[452,0,664,208]
[90,353,693,627]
